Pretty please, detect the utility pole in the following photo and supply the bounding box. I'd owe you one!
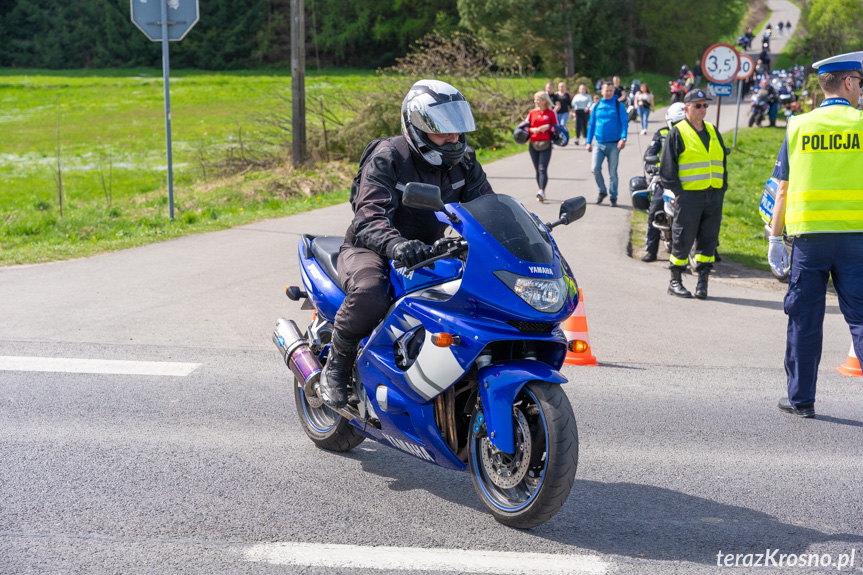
[291,0,306,166]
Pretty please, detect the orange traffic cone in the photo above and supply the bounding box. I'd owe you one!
[563,288,598,366]
[836,343,862,377]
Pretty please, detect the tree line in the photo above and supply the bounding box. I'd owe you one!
[0,0,750,76]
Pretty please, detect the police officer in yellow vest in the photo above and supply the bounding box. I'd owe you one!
[660,89,728,298]
[768,51,863,419]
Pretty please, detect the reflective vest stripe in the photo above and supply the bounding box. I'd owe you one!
[786,105,863,235]
[679,161,711,169]
[679,173,713,182]
[676,121,724,190]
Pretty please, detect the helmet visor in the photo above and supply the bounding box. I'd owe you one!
[409,100,476,135]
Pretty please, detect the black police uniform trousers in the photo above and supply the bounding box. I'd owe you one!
[670,188,724,271]
[784,233,863,408]
[644,186,665,255]
[333,243,393,346]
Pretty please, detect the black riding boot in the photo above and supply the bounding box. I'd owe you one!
[668,267,692,298]
[695,270,709,299]
[319,331,358,408]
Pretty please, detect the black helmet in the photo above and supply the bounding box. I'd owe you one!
[513,126,530,145]
[680,65,689,74]
[401,79,477,170]
[551,125,569,147]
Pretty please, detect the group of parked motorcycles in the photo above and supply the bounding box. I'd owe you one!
[748,68,805,127]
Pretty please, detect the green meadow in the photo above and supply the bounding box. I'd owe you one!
[2,68,741,267]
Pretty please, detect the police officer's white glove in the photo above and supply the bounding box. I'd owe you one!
[767,235,789,278]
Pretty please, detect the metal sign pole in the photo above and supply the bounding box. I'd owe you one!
[715,96,722,127]
[160,0,175,220]
[733,79,743,148]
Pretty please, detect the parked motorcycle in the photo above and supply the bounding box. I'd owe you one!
[669,79,687,104]
[630,154,675,253]
[625,79,641,122]
[273,184,587,528]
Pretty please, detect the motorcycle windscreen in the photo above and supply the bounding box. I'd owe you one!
[461,195,554,264]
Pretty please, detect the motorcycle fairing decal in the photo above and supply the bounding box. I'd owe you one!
[405,329,463,400]
[381,432,434,462]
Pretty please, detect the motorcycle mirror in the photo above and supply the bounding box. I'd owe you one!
[402,182,460,224]
[544,196,587,231]
[403,182,444,211]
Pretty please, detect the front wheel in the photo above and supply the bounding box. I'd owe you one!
[468,381,578,529]
[293,377,364,452]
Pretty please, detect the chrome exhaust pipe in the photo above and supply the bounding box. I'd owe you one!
[273,317,322,396]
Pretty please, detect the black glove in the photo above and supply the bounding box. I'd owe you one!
[390,240,431,268]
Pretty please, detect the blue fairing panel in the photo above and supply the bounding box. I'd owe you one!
[477,360,568,454]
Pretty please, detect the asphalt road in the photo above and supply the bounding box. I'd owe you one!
[3,2,862,573]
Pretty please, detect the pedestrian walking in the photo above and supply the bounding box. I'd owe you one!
[767,51,863,419]
[785,20,792,34]
[659,89,728,299]
[612,76,627,103]
[571,84,591,146]
[635,83,655,135]
[692,59,703,89]
[524,91,557,203]
[555,82,572,130]
[778,21,784,35]
[586,82,628,206]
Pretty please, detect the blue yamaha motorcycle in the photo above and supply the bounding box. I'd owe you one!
[273,184,586,528]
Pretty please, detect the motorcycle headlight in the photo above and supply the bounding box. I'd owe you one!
[495,270,565,312]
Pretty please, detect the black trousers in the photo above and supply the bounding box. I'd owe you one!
[574,110,589,139]
[529,144,552,190]
[670,189,725,272]
[644,187,665,255]
[333,244,392,344]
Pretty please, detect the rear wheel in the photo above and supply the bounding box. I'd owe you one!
[468,382,578,529]
[748,113,756,127]
[293,377,364,452]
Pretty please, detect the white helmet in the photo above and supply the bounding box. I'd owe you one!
[401,79,477,170]
[666,103,686,129]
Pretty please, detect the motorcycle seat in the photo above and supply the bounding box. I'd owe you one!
[307,235,345,289]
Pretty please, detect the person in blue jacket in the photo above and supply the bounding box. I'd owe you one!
[586,81,628,206]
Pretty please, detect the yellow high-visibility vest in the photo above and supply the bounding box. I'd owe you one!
[786,104,863,235]
[676,121,724,190]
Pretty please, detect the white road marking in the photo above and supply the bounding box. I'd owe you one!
[0,356,200,377]
[244,542,608,574]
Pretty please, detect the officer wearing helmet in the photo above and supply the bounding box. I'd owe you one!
[319,79,494,408]
[641,102,686,262]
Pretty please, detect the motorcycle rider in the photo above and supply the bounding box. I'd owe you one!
[641,103,686,262]
[319,80,494,408]
[679,65,695,93]
[758,78,779,127]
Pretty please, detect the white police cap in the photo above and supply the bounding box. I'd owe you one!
[812,51,863,75]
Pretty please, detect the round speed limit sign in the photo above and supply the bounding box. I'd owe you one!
[701,43,740,84]
[737,54,755,80]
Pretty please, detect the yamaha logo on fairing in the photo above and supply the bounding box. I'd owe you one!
[382,433,434,462]
[528,266,553,275]
[395,266,415,281]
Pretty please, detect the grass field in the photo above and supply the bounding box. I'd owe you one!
[0,67,684,266]
[630,125,786,272]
